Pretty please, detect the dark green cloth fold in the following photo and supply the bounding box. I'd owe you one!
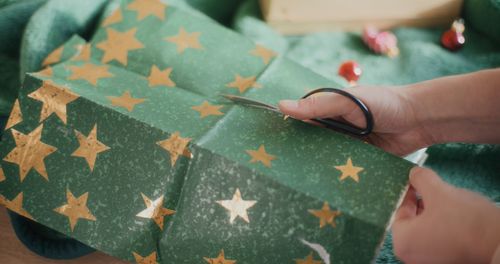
[0,0,45,115]
[464,0,500,44]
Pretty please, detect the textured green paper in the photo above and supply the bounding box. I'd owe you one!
[0,1,413,263]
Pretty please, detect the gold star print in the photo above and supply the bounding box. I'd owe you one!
[5,99,23,130]
[42,45,63,66]
[309,202,341,228]
[97,28,144,65]
[35,66,53,77]
[54,189,96,231]
[204,249,236,264]
[71,125,110,171]
[0,193,33,220]
[156,132,192,166]
[67,63,114,86]
[246,145,276,168]
[148,65,176,87]
[216,188,256,224]
[191,101,224,119]
[136,193,175,230]
[127,0,166,20]
[0,167,5,182]
[165,27,203,53]
[295,252,323,264]
[107,91,146,112]
[334,157,363,182]
[250,44,276,65]
[3,124,57,182]
[28,81,79,124]
[72,43,91,61]
[101,9,122,27]
[133,251,158,264]
[226,74,262,93]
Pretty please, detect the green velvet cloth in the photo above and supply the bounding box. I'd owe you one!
[464,0,500,44]
[0,0,45,115]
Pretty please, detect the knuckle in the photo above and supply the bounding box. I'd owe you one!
[298,97,319,117]
[297,97,314,108]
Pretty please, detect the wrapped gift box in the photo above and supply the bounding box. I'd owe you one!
[0,0,413,263]
[260,0,463,34]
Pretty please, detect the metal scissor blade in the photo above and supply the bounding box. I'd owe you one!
[221,94,282,114]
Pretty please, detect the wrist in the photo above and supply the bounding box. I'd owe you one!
[399,70,500,145]
[401,79,476,145]
[398,83,442,145]
[491,244,500,264]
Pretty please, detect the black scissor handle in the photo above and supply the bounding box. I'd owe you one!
[302,88,374,136]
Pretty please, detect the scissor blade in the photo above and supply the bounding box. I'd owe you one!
[221,94,282,114]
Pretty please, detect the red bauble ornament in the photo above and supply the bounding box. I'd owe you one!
[441,19,465,51]
[362,26,399,57]
[338,61,362,85]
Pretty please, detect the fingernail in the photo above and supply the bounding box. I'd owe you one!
[279,100,298,110]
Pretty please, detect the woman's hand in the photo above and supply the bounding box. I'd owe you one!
[392,167,500,263]
[278,85,435,156]
[279,69,500,156]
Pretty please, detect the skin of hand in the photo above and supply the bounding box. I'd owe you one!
[278,69,500,156]
[279,85,433,156]
[392,167,500,263]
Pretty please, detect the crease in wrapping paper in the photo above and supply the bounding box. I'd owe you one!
[300,239,330,264]
[156,131,193,166]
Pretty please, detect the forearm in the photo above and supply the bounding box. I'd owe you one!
[404,68,500,144]
[492,244,500,264]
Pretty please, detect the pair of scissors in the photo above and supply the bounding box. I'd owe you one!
[221,88,374,136]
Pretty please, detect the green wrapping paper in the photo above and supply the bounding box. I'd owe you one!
[0,0,414,263]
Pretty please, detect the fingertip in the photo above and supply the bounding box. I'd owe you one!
[409,166,438,183]
[409,166,424,179]
[278,100,298,113]
[409,166,442,196]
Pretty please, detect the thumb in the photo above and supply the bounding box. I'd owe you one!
[278,91,359,121]
[408,166,444,208]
